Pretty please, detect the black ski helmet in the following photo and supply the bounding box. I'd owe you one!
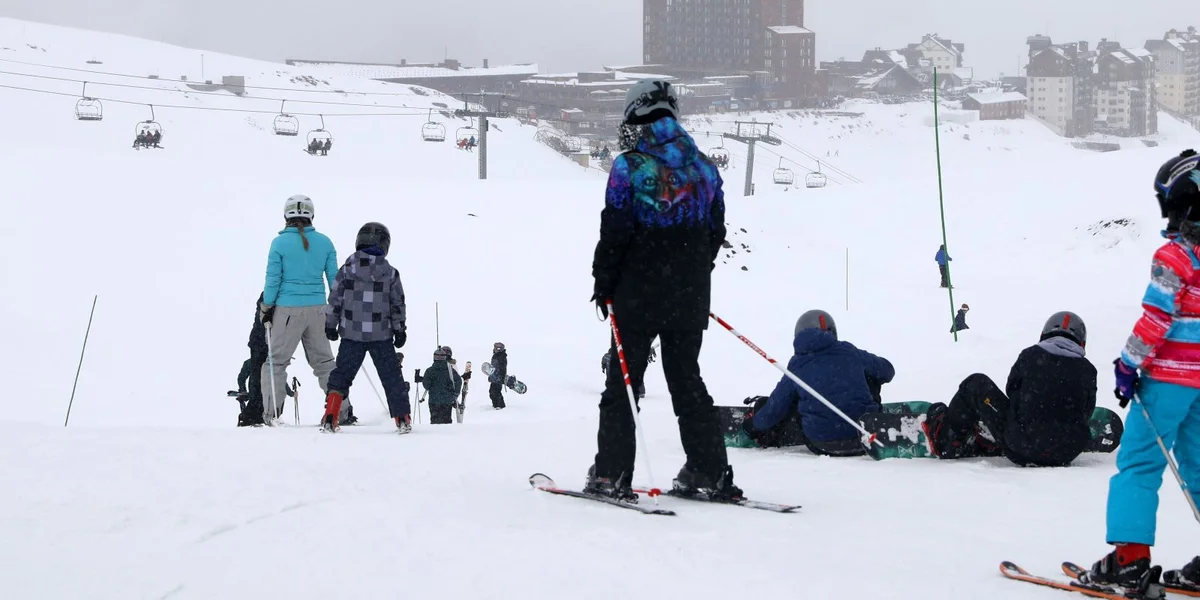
[1155,149,1200,226]
[439,345,453,359]
[795,309,837,340]
[1040,311,1086,347]
[493,342,506,352]
[355,222,391,255]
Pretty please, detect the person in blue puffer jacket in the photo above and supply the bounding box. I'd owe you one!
[259,194,340,424]
[743,309,895,456]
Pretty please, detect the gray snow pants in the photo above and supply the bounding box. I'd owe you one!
[260,305,339,422]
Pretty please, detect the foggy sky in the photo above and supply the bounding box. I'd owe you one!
[1,0,1195,80]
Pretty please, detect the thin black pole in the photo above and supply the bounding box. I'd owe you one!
[64,295,98,426]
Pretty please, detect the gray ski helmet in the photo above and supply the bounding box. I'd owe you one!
[623,80,679,125]
[355,222,391,255]
[1041,311,1086,347]
[434,346,449,361]
[439,345,453,359]
[795,309,837,340]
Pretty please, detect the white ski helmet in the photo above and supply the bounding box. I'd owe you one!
[283,194,315,220]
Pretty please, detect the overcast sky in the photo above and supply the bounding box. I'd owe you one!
[0,0,1195,79]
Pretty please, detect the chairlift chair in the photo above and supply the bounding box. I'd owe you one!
[75,83,103,121]
[709,147,730,170]
[421,110,446,142]
[456,126,479,143]
[273,100,299,136]
[304,115,334,155]
[806,162,828,189]
[772,158,795,186]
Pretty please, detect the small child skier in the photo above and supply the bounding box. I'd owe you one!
[1087,150,1200,588]
[322,222,411,433]
[489,342,508,409]
[422,346,462,424]
[950,304,969,334]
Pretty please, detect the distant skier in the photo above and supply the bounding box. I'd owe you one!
[1087,150,1200,587]
[925,311,1097,466]
[951,304,969,333]
[422,346,462,425]
[260,195,339,425]
[489,342,507,409]
[589,79,741,501]
[741,310,894,456]
[322,222,410,433]
[935,244,952,288]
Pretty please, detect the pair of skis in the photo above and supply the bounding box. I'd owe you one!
[1000,561,1199,599]
[456,362,471,423]
[529,473,799,515]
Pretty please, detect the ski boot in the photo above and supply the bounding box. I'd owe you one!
[1165,556,1200,589]
[395,414,412,434]
[339,405,359,427]
[583,465,638,503]
[1085,544,1153,588]
[322,391,345,432]
[672,465,744,501]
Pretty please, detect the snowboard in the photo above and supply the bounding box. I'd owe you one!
[481,361,527,394]
[718,401,930,449]
[859,405,1124,461]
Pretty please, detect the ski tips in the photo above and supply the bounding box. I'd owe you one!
[529,473,554,490]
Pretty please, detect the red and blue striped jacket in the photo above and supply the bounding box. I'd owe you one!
[1122,237,1200,388]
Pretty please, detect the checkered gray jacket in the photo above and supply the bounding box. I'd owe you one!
[326,250,406,343]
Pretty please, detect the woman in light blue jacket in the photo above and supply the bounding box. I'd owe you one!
[259,194,340,424]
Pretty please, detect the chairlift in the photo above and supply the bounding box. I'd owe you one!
[772,158,795,186]
[456,125,479,150]
[421,109,446,142]
[133,104,164,150]
[709,140,730,170]
[74,82,102,121]
[806,161,828,189]
[564,136,584,153]
[305,115,334,156]
[273,100,299,137]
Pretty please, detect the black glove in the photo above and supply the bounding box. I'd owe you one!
[462,371,472,381]
[394,329,407,348]
[325,327,338,342]
[260,304,276,325]
[591,292,610,319]
[414,369,423,384]
[741,411,759,437]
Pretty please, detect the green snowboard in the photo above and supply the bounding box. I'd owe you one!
[718,401,931,449]
[859,404,1124,461]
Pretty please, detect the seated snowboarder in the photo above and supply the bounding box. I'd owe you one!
[924,311,1098,467]
[951,303,969,333]
[742,310,895,456]
[422,346,462,424]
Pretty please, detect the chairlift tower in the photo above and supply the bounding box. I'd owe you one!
[454,93,509,180]
[724,121,781,197]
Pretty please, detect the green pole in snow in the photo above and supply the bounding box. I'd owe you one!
[933,68,958,342]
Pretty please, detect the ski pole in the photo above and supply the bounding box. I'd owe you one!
[708,312,883,447]
[292,377,300,426]
[64,294,98,427]
[606,300,662,502]
[1134,393,1200,525]
[361,366,389,412]
[264,321,280,426]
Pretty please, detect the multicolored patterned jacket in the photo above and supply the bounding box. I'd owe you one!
[1121,236,1200,387]
[325,249,406,343]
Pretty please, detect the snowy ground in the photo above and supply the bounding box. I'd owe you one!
[2,18,1200,599]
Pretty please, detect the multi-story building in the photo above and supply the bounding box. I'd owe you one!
[1146,28,1200,116]
[1026,38,1096,137]
[642,0,814,101]
[1096,45,1157,136]
[902,34,965,73]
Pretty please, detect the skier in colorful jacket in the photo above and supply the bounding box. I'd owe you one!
[1088,150,1200,587]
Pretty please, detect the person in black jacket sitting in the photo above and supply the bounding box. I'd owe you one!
[925,311,1097,466]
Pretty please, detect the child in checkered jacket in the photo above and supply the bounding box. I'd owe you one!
[322,222,411,433]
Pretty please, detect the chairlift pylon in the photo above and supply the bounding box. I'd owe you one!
[772,157,795,186]
[74,82,103,121]
[273,100,299,137]
[305,114,333,155]
[806,161,828,189]
[421,109,446,142]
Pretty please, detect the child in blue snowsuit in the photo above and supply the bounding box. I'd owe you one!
[1087,150,1200,588]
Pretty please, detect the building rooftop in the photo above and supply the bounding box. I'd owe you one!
[767,25,814,35]
[287,60,539,79]
[966,90,1028,105]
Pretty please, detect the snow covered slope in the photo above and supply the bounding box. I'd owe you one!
[2,19,1200,600]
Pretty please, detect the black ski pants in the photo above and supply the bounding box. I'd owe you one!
[593,328,728,482]
[429,404,454,424]
[328,339,411,418]
[935,373,1008,459]
[939,264,950,288]
[489,382,505,408]
[242,351,269,424]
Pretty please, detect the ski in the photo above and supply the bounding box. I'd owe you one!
[1064,562,1200,598]
[631,487,800,513]
[529,474,676,516]
[457,361,471,424]
[999,561,1165,600]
